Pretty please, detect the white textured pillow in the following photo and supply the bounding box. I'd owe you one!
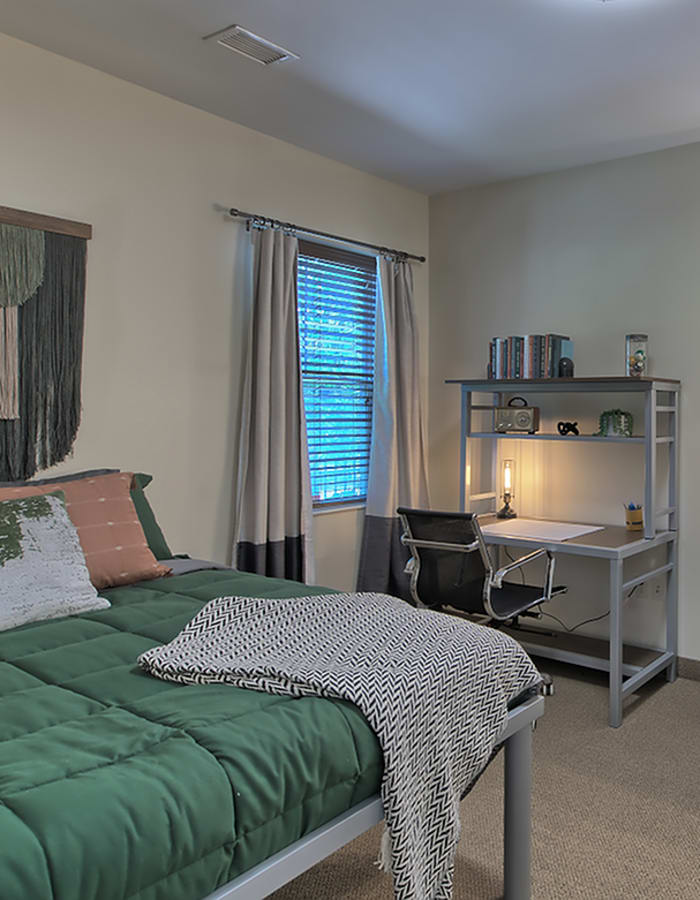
[0,492,110,631]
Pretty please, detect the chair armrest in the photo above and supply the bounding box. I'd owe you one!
[401,536,480,553]
[492,548,550,588]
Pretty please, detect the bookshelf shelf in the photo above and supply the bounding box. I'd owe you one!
[446,376,680,393]
[470,432,646,443]
[448,376,680,541]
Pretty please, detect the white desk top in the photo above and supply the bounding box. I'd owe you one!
[481,519,604,542]
[478,515,675,560]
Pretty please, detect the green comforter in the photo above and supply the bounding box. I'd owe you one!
[0,569,383,900]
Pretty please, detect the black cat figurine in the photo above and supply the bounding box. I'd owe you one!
[557,421,579,436]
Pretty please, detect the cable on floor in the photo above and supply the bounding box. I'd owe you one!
[534,584,640,634]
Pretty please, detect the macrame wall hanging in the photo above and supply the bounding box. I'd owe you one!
[0,205,92,481]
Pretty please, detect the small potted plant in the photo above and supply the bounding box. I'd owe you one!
[594,409,634,438]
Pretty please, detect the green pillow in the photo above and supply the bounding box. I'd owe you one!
[130,473,172,560]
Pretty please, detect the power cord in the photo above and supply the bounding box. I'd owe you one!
[534,584,640,634]
[537,609,610,634]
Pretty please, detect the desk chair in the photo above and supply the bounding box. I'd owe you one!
[397,508,567,624]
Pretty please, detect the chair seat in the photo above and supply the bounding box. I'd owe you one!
[489,582,566,619]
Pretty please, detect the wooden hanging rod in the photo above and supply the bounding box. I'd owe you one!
[0,205,92,240]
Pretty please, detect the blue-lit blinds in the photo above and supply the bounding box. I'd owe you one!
[297,240,377,504]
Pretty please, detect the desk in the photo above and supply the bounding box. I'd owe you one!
[448,376,680,727]
[479,515,678,727]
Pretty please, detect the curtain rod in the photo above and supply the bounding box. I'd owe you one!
[227,207,426,263]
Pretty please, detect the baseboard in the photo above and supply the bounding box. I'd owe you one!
[679,656,700,682]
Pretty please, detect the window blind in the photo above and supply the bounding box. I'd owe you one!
[297,240,377,504]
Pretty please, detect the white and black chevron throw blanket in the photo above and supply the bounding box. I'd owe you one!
[138,592,540,900]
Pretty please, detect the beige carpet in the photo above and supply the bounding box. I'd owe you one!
[271,662,700,899]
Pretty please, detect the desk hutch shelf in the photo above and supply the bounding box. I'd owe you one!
[447,376,680,540]
[446,376,680,727]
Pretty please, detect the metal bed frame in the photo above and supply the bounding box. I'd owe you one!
[202,693,544,900]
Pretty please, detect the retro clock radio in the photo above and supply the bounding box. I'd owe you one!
[493,397,540,434]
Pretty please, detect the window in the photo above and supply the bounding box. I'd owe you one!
[297,240,377,505]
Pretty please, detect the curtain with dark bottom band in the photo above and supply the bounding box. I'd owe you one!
[356,258,430,599]
[232,228,315,583]
[0,231,86,481]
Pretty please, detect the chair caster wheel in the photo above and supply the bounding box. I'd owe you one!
[540,674,555,697]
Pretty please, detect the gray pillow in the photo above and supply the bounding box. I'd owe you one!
[0,492,110,632]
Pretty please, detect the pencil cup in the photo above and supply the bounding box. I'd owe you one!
[625,508,643,531]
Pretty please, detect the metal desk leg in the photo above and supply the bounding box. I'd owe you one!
[666,538,678,682]
[459,386,472,512]
[609,558,624,728]
[504,724,532,900]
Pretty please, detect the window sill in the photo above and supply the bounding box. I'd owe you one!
[312,502,366,516]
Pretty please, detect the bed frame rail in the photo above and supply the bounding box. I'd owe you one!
[203,693,544,900]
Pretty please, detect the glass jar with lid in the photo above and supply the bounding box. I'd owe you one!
[626,333,648,377]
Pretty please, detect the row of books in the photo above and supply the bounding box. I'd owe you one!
[487,334,574,379]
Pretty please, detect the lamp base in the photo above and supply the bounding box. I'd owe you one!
[496,493,517,519]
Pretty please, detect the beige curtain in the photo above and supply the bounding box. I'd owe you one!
[232,228,315,583]
[356,257,429,596]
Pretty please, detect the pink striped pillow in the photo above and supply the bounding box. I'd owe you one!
[0,472,171,589]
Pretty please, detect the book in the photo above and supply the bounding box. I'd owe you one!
[526,335,535,379]
[515,336,524,378]
[496,338,505,378]
[538,335,545,378]
[506,336,514,378]
[486,333,573,379]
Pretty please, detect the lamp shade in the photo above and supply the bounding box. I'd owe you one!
[503,459,515,496]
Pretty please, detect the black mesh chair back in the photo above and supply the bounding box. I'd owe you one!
[397,508,491,614]
[398,507,567,622]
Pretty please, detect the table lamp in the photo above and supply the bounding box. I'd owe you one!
[497,458,517,519]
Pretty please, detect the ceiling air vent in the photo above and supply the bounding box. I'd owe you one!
[204,24,299,65]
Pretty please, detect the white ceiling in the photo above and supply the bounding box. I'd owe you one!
[1,0,700,194]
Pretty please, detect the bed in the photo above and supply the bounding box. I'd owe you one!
[0,562,543,900]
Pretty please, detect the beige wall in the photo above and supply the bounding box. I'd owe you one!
[8,31,699,653]
[0,33,429,589]
[430,143,700,660]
